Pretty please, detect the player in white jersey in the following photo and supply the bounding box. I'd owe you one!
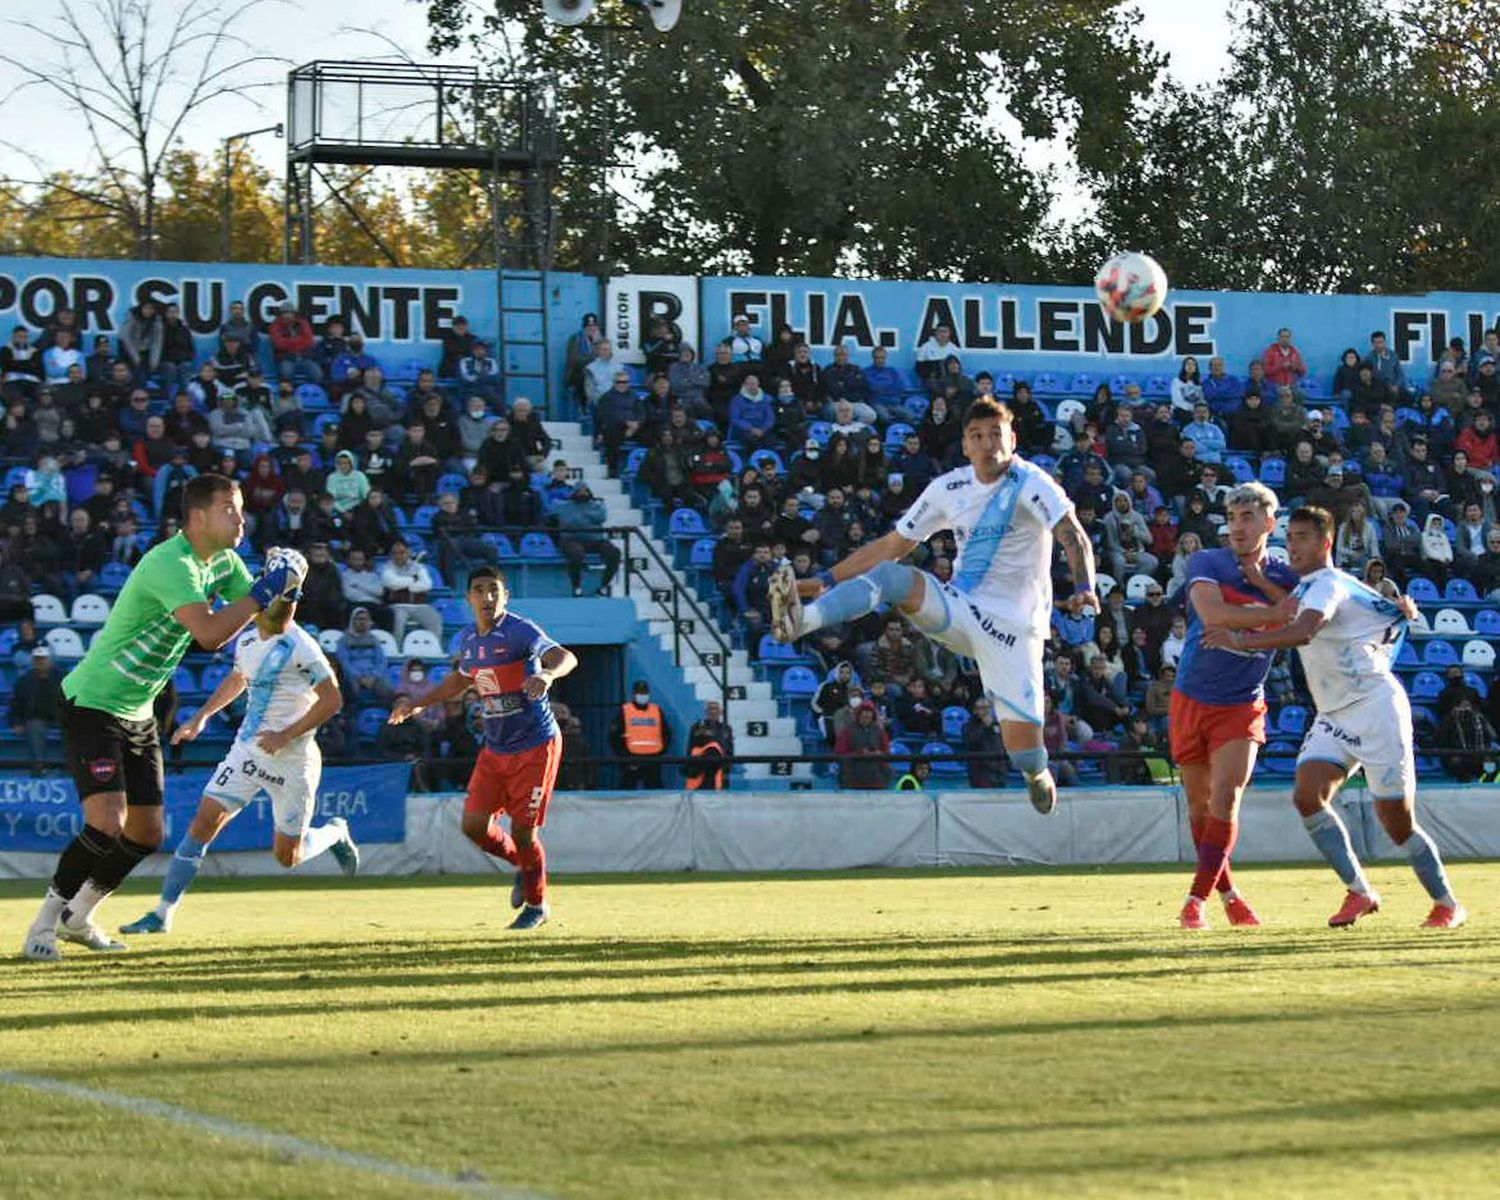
[119,591,359,935]
[769,396,1098,813]
[1201,507,1467,929]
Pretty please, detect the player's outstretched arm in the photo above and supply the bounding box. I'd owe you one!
[1189,581,1294,630]
[389,668,471,725]
[174,597,264,652]
[257,678,342,756]
[172,670,248,744]
[797,530,919,598]
[1202,607,1328,653]
[1053,512,1098,613]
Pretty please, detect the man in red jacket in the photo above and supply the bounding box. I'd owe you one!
[1262,326,1307,391]
[1455,410,1498,475]
[269,302,319,385]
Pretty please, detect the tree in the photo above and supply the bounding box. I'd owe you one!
[0,0,282,259]
[427,0,1159,279]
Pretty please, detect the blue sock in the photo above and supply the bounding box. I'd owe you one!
[1010,745,1049,781]
[802,562,916,635]
[158,835,208,914]
[1403,827,1456,905]
[1303,808,1368,892]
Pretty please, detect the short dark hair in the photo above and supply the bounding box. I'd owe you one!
[964,396,1012,427]
[467,565,505,590]
[182,473,237,516]
[1289,505,1335,538]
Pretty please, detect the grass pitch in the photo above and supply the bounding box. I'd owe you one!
[2,864,1499,1200]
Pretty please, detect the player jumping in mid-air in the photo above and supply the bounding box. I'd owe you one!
[768,396,1098,814]
[1201,506,1466,929]
[388,566,577,929]
[1171,482,1299,930]
[119,589,359,936]
[21,475,306,962]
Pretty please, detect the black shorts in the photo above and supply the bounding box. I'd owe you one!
[61,697,165,806]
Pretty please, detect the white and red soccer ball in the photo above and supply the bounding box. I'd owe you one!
[1094,251,1168,324]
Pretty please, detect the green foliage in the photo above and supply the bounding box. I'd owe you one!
[428,0,1158,277]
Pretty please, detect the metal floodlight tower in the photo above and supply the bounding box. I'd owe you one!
[283,60,558,269]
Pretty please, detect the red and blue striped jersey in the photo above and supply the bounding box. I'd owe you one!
[456,613,561,754]
[1175,548,1300,706]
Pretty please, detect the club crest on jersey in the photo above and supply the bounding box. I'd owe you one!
[88,758,117,782]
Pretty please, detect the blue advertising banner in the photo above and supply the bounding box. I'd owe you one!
[0,762,411,853]
[696,275,1500,385]
[0,257,598,406]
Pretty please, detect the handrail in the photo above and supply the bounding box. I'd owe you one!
[424,520,732,713]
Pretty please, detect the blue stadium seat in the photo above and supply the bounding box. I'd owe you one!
[1030,453,1057,474]
[435,597,470,626]
[1475,610,1500,637]
[1261,741,1298,775]
[65,463,99,507]
[750,449,785,475]
[1464,671,1488,699]
[780,666,818,698]
[484,532,518,561]
[690,537,717,568]
[173,665,199,697]
[1225,456,1254,484]
[807,421,834,447]
[1408,671,1443,701]
[1394,641,1420,668]
[3,466,28,492]
[1259,457,1286,486]
[99,561,132,593]
[356,708,391,741]
[1068,372,1097,396]
[437,472,468,497]
[296,383,330,409]
[903,394,929,421]
[1406,576,1440,604]
[1444,578,1479,603]
[758,636,804,662]
[922,740,964,775]
[887,739,912,770]
[200,661,233,694]
[669,508,707,538]
[312,412,340,437]
[1423,640,1459,666]
[884,422,915,453]
[413,504,439,528]
[519,532,560,559]
[941,705,971,740]
[624,447,648,478]
[1032,372,1061,395]
[1143,374,1173,399]
[1278,705,1309,736]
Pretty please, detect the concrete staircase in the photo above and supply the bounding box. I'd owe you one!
[547,419,810,783]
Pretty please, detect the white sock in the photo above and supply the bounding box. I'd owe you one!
[61,881,112,928]
[799,602,825,635]
[298,823,344,864]
[1221,886,1240,902]
[28,888,66,935]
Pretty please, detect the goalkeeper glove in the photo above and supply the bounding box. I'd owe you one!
[250,559,305,608]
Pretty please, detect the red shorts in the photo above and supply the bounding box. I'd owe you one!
[464,738,563,829]
[1169,691,1267,766]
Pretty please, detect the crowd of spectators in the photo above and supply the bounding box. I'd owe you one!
[588,314,1500,785]
[0,298,588,772]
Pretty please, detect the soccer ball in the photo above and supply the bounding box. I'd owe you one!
[1094,251,1168,324]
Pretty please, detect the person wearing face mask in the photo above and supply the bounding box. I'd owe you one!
[611,680,672,788]
[457,396,497,468]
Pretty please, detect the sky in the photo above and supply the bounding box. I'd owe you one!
[1,0,1233,193]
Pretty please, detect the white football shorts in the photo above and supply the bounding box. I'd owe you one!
[1297,684,1416,802]
[202,740,323,837]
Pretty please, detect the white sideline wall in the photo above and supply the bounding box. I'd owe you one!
[1,787,1497,879]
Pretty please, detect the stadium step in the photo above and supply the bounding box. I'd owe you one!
[551,416,800,775]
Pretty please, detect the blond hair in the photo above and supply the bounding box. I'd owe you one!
[1224,481,1278,517]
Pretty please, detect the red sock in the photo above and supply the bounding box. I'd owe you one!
[1189,816,1239,901]
[477,817,519,865]
[1190,815,1236,895]
[516,833,546,906]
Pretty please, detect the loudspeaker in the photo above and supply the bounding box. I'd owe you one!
[542,0,594,25]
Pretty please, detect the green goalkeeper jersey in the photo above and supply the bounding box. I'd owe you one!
[62,533,254,721]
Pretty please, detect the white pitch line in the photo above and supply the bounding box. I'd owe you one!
[0,1069,554,1200]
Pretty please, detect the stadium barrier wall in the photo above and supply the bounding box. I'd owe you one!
[2,786,1497,879]
[611,273,1500,381]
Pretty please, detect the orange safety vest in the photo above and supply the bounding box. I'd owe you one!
[621,702,666,755]
[684,740,726,791]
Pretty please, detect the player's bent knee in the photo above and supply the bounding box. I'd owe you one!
[460,812,491,842]
[867,560,917,608]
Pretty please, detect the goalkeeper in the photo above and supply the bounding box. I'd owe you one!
[21,474,306,962]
